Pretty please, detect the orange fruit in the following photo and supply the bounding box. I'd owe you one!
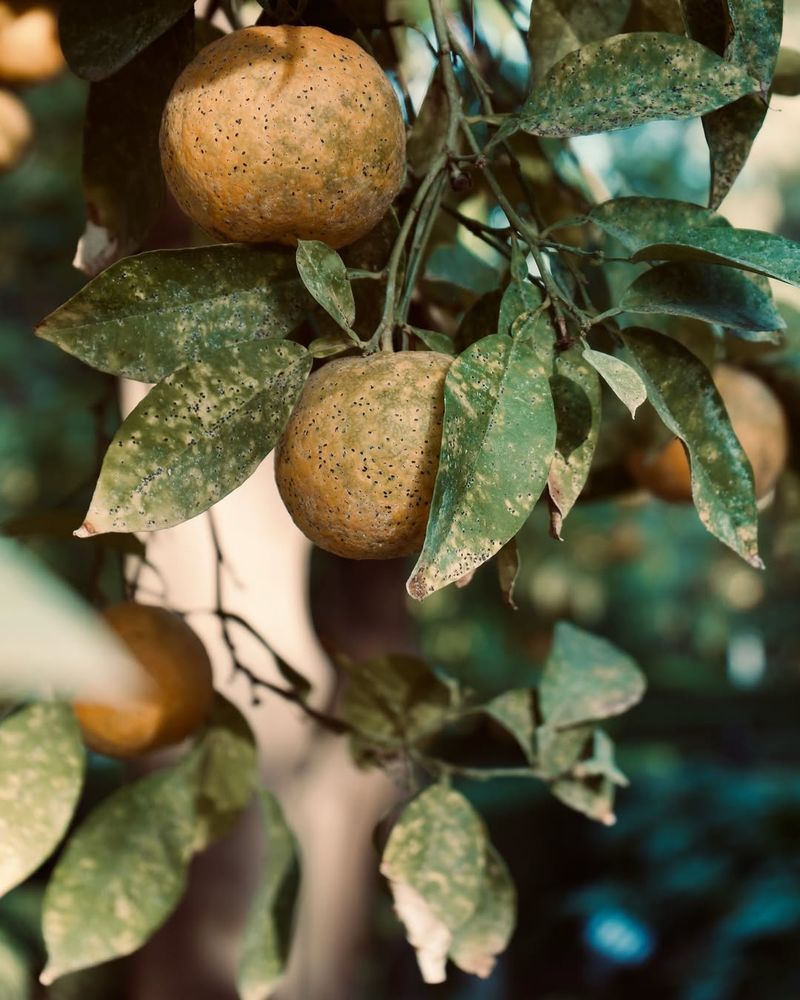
[0,4,64,85]
[629,364,788,503]
[0,89,31,171]
[73,603,214,759]
[275,351,452,559]
[159,25,406,248]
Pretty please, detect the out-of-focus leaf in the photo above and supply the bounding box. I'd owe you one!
[381,784,487,984]
[407,67,448,176]
[37,246,311,382]
[548,347,601,536]
[620,261,784,339]
[237,791,300,1000]
[551,773,617,825]
[537,724,592,779]
[339,654,452,763]
[426,244,503,295]
[59,0,194,81]
[76,341,311,536]
[456,288,503,352]
[74,15,194,276]
[624,0,684,32]
[583,348,646,418]
[574,729,629,786]
[621,327,761,565]
[0,705,85,898]
[495,33,756,141]
[0,539,144,702]
[295,241,356,335]
[484,689,535,763]
[0,926,30,999]
[528,0,632,82]
[410,328,456,356]
[448,845,516,979]
[2,511,145,556]
[540,622,646,729]
[773,47,800,95]
[407,332,556,599]
[495,538,520,609]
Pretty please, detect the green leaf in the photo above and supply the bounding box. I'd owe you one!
[620,327,761,565]
[484,690,535,764]
[537,724,593,779]
[295,241,357,335]
[407,332,556,600]
[495,538,520,609]
[59,0,194,81]
[772,47,800,95]
[41,701,257,984]
[0,539,143,702]
[574,729,629,787]
[498,276,544,338]
[448,844,516,978]
[0,926,30,1000]
[632,223,800,288]
[726,0,783,88]
[74,14,194,276]
[40,754,201,984]
[620,261,784,339]
[381,784,487,984]
[37,245,310,383]
[703,96,768,210]
[540,622,646,729]
[410,327,456,356]
[583,347,646,418]
[548,346,601,537]
[0,705,85,898]
[528,0,632,82]
[76,341,312,536]
[339,654,452,763]
[308,333,354,359]
[497,33,756,140]
[237,791,300,1000]
[551,773,617,825]
[590,196,726,252]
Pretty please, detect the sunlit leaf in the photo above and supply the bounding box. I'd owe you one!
[237,791,300,1000]
[540,622,646,729]
[381,784,487,984]
[0,705,85,898]
[620,261,784,339]
[583,348,646,418]
[448,845,516,979]
[497,33,756,140]
[295,241,356,335]
[37,245,310,382]
[407,332,556,600]
[77,341,311,536]
[621,327,761,565]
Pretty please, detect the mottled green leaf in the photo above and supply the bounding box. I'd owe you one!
[498,33,756,140]
[540,622,646,729]
[381,784,487,984]
[339,654,452,763]
[484,690,535,763]
[632,226,800,286]
[528,0,632,82]
[495,538,520,609]
[498,275,544,337]
[574,729,629,787]
[407,333,556,599]
[237,792,300,1000]
[76,340,311,536]
[41,753,200,983]
[448,845,516,978]
[548,347,601,536]
[590,196,725,252]
[726,0,783,87]
[295,241,356,335]
[620,261,784,339]
[59,0,194,81]
[407,67,448,176]
[0,705,85,898]
[621,327,761,565]
[537,724,593,779]
[773,47,800,95]
[74,15,194,276]
[37,245,310,383]
[551,773,617,825]
[583,347,646,418]
[703,96,768,209]
[0,539,143,702]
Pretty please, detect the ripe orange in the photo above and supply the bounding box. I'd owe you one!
[629,364,788,503]
[0,89,31,172]
[159,25,406,248]
[73,603,214,759]
[0,3,64,85]
[275,351,452,559]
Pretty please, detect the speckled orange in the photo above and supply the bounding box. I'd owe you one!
[73,603,214,759]
[159,25,406,248]
[629,364,788,503]
[275,351,452,559]
[0,4,64,85]
[0,89,31,171]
